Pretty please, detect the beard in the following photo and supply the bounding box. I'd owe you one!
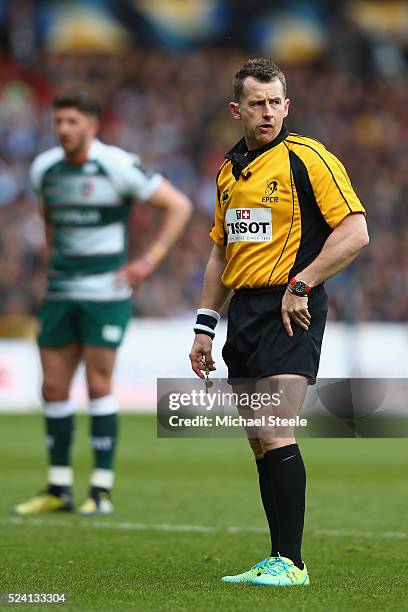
[61,133,87,159]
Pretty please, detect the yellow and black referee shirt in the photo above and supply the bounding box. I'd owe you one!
[210,124,365,289]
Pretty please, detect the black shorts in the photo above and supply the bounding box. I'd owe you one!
[222,285,328,384]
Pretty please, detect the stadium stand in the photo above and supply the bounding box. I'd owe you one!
[0,11,407,327]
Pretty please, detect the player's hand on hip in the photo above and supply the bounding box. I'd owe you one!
[116,258,157,289]
[281,290,311,337]
[189,334,216,379]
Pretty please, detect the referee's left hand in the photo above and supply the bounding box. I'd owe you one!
[281,290,311,337]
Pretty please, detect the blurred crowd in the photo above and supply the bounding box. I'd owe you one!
[0,47,407,325]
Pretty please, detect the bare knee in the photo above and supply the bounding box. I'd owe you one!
[87,372,112,399]
[247,438,264,459]
[261,437,296,454]
[42,379,70,402]
[84,346,116,400]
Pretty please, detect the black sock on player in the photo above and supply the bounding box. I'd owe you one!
[263,444,306,570]
[256,457,280,557]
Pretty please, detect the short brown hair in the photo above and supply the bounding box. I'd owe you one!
[52,88,101,117]
[233,58,287,101]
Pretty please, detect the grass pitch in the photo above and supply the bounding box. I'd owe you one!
[1,414,407,611]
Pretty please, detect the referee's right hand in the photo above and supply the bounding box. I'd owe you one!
[189,334,216,379]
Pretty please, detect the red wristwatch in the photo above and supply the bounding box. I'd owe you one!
[287,277,311,297]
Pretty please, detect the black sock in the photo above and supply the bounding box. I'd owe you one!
[263,444,306,570]
[47,484,71,497]
[90,486,111,499]
[256,458,280,557]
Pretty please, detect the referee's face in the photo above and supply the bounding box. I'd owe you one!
[229,77,289,150]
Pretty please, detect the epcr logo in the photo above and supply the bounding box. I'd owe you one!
[265,180,278,196]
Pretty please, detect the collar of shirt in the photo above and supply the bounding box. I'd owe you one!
[225,123,289,180]
[88,138,102,159]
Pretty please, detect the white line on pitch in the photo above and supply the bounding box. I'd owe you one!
[316,529,407,540]
[0,517,406,539]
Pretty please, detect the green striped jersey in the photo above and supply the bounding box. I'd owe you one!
[30,140,161,301]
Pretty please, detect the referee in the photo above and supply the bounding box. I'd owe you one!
[189,58,369,587]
